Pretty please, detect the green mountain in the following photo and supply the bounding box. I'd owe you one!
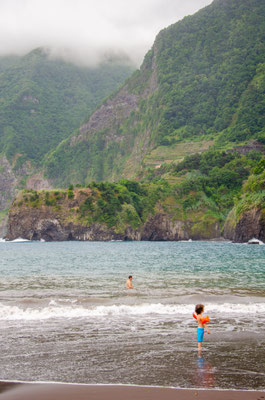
[2,0,265,241]
[0,48,134,234]
[44,0,265,186]
[0,48,134,169]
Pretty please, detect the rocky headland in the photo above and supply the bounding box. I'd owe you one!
[5,188,222,242]
[6,185,265,243]
[223,208,265,243]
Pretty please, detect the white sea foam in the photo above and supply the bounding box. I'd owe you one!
[11,237,30,242]
[247,238,264,245]
[2,237,31,243]
[2,237,45,243]
[0,301,265,321]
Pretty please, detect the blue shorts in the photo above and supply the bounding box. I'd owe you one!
[197,328,204,343]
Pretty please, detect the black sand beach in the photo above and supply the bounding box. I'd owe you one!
[1,243,265,393]
[0,383,264,400]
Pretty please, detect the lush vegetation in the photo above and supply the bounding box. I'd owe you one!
[43,0,265,185]
[154,0,265,145]
[2,0,265,240]
[0,48,134,168]
[15,146,265,238]
[234,162,265,219]
[15,180,171,233]
[140,147,263,231]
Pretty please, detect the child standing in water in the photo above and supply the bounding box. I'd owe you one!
[194,304,210,353]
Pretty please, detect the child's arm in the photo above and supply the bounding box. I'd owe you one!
[204,323,210,334]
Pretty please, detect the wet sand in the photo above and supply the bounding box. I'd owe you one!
[0,382,264,400]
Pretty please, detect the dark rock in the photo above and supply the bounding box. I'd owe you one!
[5,193,223,242]
[223,208,265,242]
[234,209,265,242]
[141,213,189,241]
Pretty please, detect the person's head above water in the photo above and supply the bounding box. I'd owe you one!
[128,275,132,280]
[195,304,204,315]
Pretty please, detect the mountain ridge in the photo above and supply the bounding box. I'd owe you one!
[43,0,265,186]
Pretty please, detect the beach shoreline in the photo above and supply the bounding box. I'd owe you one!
[0,382,264,400]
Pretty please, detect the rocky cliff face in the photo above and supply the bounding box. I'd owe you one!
[9,200,265,243]
[223,208,265,242]
[5,189,221,242]
[43,46,160,184]
[6,207,221,242]
[6,206,134,242]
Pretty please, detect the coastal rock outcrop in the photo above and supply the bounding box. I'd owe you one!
[5,188,222,242]
[141,214,190,241]
[6,207,220,242]
[6,207,134,242]
[223,208,265,243]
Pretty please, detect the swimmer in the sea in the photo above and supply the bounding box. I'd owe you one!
[126,275,133,289]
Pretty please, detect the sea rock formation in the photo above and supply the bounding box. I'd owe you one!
[6,207,132,242]
[223,208,265,243]
[6,208,220,242]
[8,199,265,243]
[5,189,221,242]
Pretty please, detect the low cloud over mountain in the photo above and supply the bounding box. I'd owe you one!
[0,0,211,66]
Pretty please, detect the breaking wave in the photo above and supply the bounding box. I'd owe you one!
[0,301,265,321]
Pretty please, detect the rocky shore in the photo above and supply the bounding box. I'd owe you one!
[223,207,265,243]
[5,207,205,242]
[5,189,222,242]
[5,188,265,243]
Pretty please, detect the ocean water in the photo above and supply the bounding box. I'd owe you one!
[0,240,264,390]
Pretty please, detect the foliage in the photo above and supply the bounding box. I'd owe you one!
[16,180,170,231]
[13,149,265,236]
[43,0,265,184]
[67,190,74,199]
[162,148,264,222]
[3,1,265,239]
[0,48,134,167]
[154,0,265,145]
[233,169,265,219]
[82,180,169,228]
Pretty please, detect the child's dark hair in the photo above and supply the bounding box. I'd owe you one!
[195,304,204,315]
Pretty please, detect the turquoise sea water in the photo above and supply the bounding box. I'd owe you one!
[0,240,264,389]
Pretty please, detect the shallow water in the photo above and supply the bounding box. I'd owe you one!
[0,241,264,389]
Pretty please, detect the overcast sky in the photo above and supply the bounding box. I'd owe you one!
[0,0,213,67]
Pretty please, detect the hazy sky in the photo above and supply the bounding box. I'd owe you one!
[0,0,213,66]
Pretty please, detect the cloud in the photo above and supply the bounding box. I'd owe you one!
[0,0,212,66]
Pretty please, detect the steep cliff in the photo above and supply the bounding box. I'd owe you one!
[5,186,221,242]
[223,208,265,242]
